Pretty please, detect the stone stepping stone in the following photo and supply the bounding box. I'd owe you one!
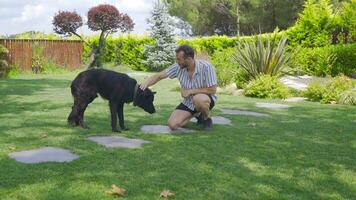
[190,116,232,125]
[88,136,150,148]
[9,147,79,164]
[256,103,290,109]
[284,97,307,103]
[140,125,195,134]
[221,109,269,117]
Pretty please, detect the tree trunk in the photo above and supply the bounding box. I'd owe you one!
[236,0,241,48]
[88,31,106,68]
[343,28,349,44]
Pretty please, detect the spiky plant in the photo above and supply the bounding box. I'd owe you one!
[232,35,293,81]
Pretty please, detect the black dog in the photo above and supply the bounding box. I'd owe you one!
[68,69,156,132]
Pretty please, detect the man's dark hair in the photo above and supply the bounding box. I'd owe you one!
[175,44,195,59]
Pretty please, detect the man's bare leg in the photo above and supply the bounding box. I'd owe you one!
[193,94,211,119]
[167,109,193,130]
[193,94,213,130]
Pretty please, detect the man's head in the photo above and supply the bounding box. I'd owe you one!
[175,44,195,69]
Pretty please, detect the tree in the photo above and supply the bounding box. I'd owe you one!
[143,0,177,71]
[287,0,355,47]
[166,0,305,36]
[53,4,134,68]
[330,0,355,44]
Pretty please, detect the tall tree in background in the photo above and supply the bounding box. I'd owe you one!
[143,0,177,71]
[287,0,355,47]
[53,4,134,68]
[166,0,305,36]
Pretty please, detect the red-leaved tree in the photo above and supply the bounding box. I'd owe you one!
[53,4,134,68]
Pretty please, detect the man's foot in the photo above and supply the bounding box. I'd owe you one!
[202,117,213,131]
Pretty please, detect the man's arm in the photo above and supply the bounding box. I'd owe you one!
[181,85,217,98]
[140,70,168,90]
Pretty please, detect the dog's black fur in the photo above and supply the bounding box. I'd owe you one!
[68,69,156,132]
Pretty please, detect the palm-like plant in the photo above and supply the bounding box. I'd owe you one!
[231,35,293,81]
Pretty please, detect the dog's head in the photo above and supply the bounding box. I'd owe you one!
[134,87,156,114]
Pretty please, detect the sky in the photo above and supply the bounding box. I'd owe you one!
[0,0,155,36]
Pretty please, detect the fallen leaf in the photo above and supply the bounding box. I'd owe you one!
[9,146,16,150]
[160,190,175,198]
[106,184,126,196]
[40,133,48,138]
[248,122,256,127]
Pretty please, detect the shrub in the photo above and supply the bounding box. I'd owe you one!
[338,88,356,106]
[31,42,45,74]
[6,66,21,77]
[293,43,356,77]
[211,48,238,87]
[244,75,290,99]
[287,0,334,48]
[303,81,326,102]
[0,44,9,77]
[287,0,356,47]
[231,35,293,82]
[293,46,336,77]
[330,44,356,76]
[321,76,354,103]
[303,76,355,104]
[31,42,66,74]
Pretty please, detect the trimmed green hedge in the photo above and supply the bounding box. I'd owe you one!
[84,35,154,71]
[84,32,284,71]
[178,32,284,55]
[293,43,356,77]
[83,33,355,81]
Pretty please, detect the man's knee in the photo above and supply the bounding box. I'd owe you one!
[167,119,181,130]
[193,94,210,110]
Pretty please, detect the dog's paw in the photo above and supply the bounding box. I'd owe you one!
[68,121,77,127]
[79,121,89,129]
[112,129,121,133]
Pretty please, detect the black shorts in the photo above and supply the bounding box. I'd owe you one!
[176,94,215,115]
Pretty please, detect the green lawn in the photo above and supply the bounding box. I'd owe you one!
[0,70,355,200]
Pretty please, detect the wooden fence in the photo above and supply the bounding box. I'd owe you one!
[0,39,83,71]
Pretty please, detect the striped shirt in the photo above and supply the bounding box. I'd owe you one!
[165,59,218,111]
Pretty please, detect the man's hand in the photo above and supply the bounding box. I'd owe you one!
[181,89,193,98]
[140,79,150,91]
[181,86,217,98]
[140,71,168,91]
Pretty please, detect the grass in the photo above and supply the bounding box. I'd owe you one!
[0,69,355,200]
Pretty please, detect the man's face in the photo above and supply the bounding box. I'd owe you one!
[176,51,189,69]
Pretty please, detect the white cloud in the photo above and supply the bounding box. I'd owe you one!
[0,0,154,36]
[13,4,47,22]
[116,0,152,12]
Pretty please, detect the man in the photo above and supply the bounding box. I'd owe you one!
[140,44,218,131]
